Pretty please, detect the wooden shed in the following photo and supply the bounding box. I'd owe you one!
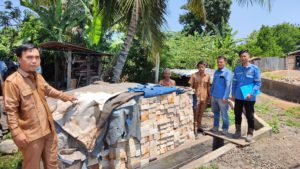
[39,41,112,90]
[287,50,300,70]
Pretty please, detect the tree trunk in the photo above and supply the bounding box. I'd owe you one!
[155,53,160,84]
[111,2,139,83]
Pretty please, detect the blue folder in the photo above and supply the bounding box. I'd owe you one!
[240,84,260,99]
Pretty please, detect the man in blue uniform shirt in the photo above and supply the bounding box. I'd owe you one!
[210,56,232,135]
[232,50,261,142]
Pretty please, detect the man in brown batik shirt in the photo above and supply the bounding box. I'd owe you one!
[189,61,211,133]
[4,44,77,169]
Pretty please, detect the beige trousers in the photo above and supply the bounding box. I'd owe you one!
[20,132,58,169]
[195,101,207,128]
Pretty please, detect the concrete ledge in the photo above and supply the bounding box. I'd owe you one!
[261,78,300,103]
[179,143,236,169]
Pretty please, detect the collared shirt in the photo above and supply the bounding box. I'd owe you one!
[188,72,211,102]
[211,67,232,99]
[4,69,70,142]
[232,64,261,101]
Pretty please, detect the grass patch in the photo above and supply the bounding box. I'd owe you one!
[285,119,300,128]
[0,151,22,169]
[255,103,272,115]
[197,164,219,169]
[206,107,212,112]
[267,116,280,134]
[229,109,235,124]
[263,72,283,80]
[284,107,300,119]
[3,133,12,140]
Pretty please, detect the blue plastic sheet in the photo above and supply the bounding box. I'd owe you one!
[128,84,177,98]
[240,84,261,99]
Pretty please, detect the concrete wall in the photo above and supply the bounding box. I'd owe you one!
[261,78,300,103]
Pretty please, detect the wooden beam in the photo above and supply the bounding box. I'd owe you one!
[203,131,255,147]
[87,56,91,85]
[66,51,72,89]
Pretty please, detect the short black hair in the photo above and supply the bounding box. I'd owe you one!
[217,55,227,61]
[15,44,39,58]
[238,50,249,56]
[197,61,207,67]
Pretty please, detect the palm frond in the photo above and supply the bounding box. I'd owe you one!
[236,0,273,11]
[186,0,206,21]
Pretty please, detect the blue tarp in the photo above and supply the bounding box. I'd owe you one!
[128,84,177,98]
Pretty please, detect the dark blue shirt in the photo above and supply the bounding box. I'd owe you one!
[211,67,232,99]
[232,64,261,101]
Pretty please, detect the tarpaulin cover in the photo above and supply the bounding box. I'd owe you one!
[128,84,177,98]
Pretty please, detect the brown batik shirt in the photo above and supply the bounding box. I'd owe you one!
[4,69,71,142]
[189,72,211,102]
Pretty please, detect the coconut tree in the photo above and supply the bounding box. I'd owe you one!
[20,0,86,42]
[109,0,272,83]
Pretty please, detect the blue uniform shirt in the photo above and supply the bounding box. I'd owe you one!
[232,64,261,101]
[211,67,232,99]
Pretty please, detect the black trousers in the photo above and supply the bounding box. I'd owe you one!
[234,99,256,129]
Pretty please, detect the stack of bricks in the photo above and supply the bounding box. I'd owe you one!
[136,92,195,167]
[100,139,128,169]
[99,92,195,169]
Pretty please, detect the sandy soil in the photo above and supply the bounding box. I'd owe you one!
[206,93,300,169]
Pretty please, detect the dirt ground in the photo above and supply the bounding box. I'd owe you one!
[262,70,300,86]
[205,93,300,169]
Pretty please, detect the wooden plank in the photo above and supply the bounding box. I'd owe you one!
[203,130,255,146]
[66,51,72,89]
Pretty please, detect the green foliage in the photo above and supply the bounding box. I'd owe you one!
[229,109,235,124]
[284,107,300,119]
[256,25,283,56]
[263,72,283,80]
[268,116,280,134]
[21,0,86,42]
[180,0,232,35]
[0,1,22,27]
[0,151,22,169]
[0,1,42,59]
[3,132,12,140]
[238,23,300,57]
[285,119,300,129]
[162,31,238,70]
[121,38,155,83]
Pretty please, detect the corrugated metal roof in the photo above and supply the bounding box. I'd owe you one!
[170,68,215,77]
[288,50,300,56]
[39,41,112,56]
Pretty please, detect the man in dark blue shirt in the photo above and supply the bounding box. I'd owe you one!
[232,50,261,142]
[211,56,232,135]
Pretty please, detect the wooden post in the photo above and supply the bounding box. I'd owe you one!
[86,56,91,85]
[155,52,160,84]
[54,55,59,88]
[67,51,72,90]
[98,57,103,80]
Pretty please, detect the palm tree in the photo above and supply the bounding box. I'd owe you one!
[109,0,272,83]
[107,0,167,82]
[21,0,86,42]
